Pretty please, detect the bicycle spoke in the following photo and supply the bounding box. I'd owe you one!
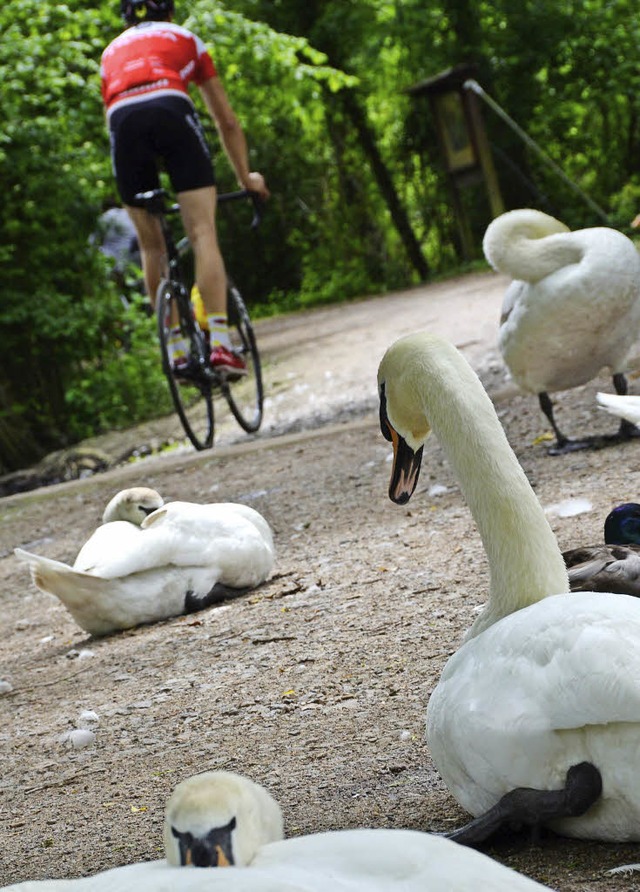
[157,281,215,449]
[223,283,264,433]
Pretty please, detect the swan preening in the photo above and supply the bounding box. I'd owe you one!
[484,208,640,453]
[14,488,275,637]
[378,331,640,843]
[2,770,552,891]
[564,502,640,595]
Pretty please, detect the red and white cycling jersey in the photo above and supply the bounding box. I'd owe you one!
[101,21,217,115]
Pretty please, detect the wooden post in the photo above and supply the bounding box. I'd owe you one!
[407,64,504,258]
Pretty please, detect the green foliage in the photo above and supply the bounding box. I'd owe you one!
[64,296,172,440]
[0,0,170,468]
[3,0,640,468]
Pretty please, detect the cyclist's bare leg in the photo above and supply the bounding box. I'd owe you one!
[124,205,167,308]
[176,185,227,316]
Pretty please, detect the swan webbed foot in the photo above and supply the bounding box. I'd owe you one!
[445,761,602,848]
[546,437,597,455]
[538,390,640,454]
[617,419,640,440]
[546,427,640,454]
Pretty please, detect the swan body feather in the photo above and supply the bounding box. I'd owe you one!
[2,771,551,891]
[14,496,274,637]
[484,209,640,394]
[378,331,640,841]
[596,392,640,426]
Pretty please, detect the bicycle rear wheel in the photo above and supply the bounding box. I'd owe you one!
[223,280,264,433]
[157,279,214,450]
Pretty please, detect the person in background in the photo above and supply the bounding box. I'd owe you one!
[93,198,141,280]
[100,0,269,376]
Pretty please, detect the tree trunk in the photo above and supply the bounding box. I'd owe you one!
[337,89,430,280]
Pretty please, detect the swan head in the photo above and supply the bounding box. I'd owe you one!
[604,503,640,545]
[163,771,284,868]
[378,333,437,505]
[101,487,164,525]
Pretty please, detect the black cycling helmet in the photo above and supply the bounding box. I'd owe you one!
[120,0,174,25]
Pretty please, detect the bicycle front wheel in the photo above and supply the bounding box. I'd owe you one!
[157,279,214,450]
[223,281,264,433]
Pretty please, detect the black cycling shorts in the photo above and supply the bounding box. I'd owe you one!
[108,94,215,205]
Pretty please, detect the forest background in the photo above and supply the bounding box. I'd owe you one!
[2,0,640,473]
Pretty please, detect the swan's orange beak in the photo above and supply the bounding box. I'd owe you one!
[379,385,423,504]
[388,426,423,504]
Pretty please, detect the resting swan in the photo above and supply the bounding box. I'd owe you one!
[564,502,640,596]
[2,770,552,891]
[484,208,640,453]
[14,488,275,637]
[378,331,640,843]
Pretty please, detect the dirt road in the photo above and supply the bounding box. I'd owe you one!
[2,271,640,890]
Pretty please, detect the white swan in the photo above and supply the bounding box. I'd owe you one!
[484,208,640,453]
[14,491,275,637]
[101,487,165,523]
[1,770,552,891]
[378,331,640,842]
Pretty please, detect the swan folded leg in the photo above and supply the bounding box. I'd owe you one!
[184,583,248,613]
[446,762,602,847]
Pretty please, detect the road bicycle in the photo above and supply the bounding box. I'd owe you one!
[134,188,264,450]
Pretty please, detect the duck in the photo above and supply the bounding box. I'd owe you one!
[483,208,640,454]
[564,502,640,595]
[1,770,552,891]
[14,489,275,637]
[378,330,640,843]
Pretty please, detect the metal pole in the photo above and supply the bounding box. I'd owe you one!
[464,79,610,224]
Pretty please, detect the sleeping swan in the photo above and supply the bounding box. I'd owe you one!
[484,208,640,453]
[1,770,552,890]
[378,331,640,843]
[14,489,275,637]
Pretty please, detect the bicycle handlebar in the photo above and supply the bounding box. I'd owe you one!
[216,189,264,229]
[134,187,264,229]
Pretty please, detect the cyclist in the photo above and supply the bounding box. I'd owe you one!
[100,0,269,376]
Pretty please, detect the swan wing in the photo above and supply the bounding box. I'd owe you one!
[436,593,640,732]
[14,548,205,636]
[253,829,550,890]
[0,861,308,891]
[63,503,273,582]
[139,502,275,586]
[72,521,144,574]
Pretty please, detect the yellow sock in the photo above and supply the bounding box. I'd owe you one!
[168,326,188,363]
[208,313,232,348]
[190,286,209,331]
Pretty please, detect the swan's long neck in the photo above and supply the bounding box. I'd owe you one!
[483,210,581,283]
[417,343,569,638]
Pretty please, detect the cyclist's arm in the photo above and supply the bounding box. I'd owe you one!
[198,77,270,199]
